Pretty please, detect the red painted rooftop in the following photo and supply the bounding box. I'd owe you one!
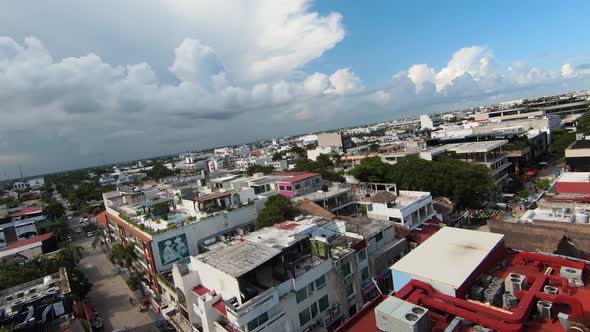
[1,232,53,251]
[274,222,299,230]
[96,211,107,226]
[11,206,42,217]
[212,299,227,317]
[335,250,590,332]
[277,172,320,184]
[192,284,211,296]
[407,216,442,244]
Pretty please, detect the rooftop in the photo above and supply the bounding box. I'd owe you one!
[338,249,590,332]
[276,172,320,183]
[558,172,590,183]
[391,227,504,290]
[197,241,282,278]
[242,220,317,249]
[569,140,590,150]
[442,140,508,153]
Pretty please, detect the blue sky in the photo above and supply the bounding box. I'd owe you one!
[308,1,590,88]
[0,0,589,178]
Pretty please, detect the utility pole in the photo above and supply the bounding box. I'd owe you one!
[18,164,24,181]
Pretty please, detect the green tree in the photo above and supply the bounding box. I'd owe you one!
[289,146,307,158]
[111,242,138,269]
[92,229,110,254]
[43,200,65,220]
[550,129,576,159]
[272,151,285,161]
[256,195,299,229]
[351,155,496,209]
[315,154,334,168]
[49,219,69,241]
[246,164,275,176]
[146,162,175,180]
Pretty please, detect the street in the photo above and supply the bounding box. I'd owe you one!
[77,237,160,332]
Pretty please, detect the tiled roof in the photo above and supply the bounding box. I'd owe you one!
[1,232,53,251]
[212,299,227,317]
[192,284,211,296]
[11,207,42,217]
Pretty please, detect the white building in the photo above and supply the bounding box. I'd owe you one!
[26,177,45,190]
[12,182,27,191]
[419,114,442,130]
[172,221,334,332]
[307,146,342,161]
[366,190,435,230]
[264,159,288,171]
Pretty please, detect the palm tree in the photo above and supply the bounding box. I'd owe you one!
[49,219,68,241]
[55,244,82,268]
[91,229,110,254]
[110,242,138,269]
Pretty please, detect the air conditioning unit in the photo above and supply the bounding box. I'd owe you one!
[537,300,553,320]
[375,297,429,332]
[472,326,493,332]
[469,285,484,301]
[504,273,526,295]
[543,285,558,295]
[503,293,518,309]
[559,266,583,285]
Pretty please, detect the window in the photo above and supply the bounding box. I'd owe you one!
[279,185,285,190]
[286,186,292,191]
[361,267,369,282]
[375,232,383,242]
[318,295,329,312]
[340,262,351,278]
[346,283,355,298]
[357,249,366,262]
[310,302,318,318]
[315,275,326,289]
[367,204,373,211]
[296,287,308,303]
[308,282,315,293]
[247,312,269,331]
[295,184,301,190]
[298,308,311,326]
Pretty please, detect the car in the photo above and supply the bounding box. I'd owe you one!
[87,232,94,238]
[67,216,73,220]
[74,228,82,234]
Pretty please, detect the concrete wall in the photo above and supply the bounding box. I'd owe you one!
[318,133,343,148]
[488,220,590,259]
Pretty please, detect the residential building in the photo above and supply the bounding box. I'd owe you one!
[421,140,512,185]
[419,114,442,130]
[26,177,45,190]
[0,268,73,330]
[98,185,260,296]
[566,139,590,172]
[12,182,27,191]
[335,227,590,332]
[276,172,324,198]
[264,159,288,171]
[170,219,334,332]
[307,146,342,161]
[317,132,352,151]
[366,190,435,230]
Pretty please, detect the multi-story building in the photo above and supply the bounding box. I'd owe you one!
[317,132,352,152]
[0,268,73,330]
[167,214,408,332]
[473,91,590,122]
[421,140,512,185]
[171,219,334,332]
[366,190,435,230]
[99,185,260,296]
[276,172,324,198]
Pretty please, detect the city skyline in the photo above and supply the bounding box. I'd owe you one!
[1,0,589,178]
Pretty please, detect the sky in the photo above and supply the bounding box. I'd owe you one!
[1,0,589,179]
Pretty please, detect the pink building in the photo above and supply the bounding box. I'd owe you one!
[276,172,322,198]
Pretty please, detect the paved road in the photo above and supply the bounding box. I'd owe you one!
[78,238,159,332]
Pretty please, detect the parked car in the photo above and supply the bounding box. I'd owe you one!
[87,231,94,238]
[74,228,82,234]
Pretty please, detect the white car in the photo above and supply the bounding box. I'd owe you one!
[74,228,82,234]
[87,232,94,238]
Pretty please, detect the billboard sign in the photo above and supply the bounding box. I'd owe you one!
[157,233,189,266]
